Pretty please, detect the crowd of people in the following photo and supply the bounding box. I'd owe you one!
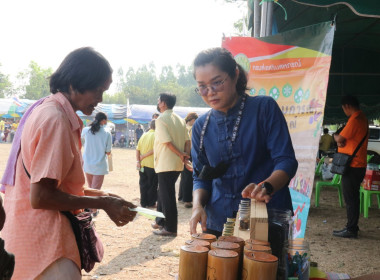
[0,119,19,143]
[0,45,368,279]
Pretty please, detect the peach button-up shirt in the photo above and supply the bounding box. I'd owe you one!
[2,92,85,279]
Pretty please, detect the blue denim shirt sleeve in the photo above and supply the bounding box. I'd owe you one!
[191,115,213,193]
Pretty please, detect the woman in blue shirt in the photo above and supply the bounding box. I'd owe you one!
[82,112,112,193]
[189,48,298,237]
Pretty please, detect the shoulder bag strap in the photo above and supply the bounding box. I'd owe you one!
[351,127,368,159]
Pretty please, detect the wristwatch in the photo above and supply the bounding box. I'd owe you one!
[262,182,274,196]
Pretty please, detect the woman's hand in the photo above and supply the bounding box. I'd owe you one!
[189,206,207,234]
[103,196,137,227]
[242,183,272,203]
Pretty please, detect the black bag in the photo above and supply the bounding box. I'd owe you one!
[330,153,352,175]
[331,129,368,175]
[61,211,104,273]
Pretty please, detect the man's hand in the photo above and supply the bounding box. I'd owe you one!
[189,206,207,234]
[103,197,137,227]
[184,160,193,172]
[179,152,190,163]
[241,183,272,203]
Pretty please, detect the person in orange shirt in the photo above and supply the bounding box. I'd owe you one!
[333,95,368,238]
[1,47,136,279]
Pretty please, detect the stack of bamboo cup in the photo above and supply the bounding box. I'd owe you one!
[177,200,278,280]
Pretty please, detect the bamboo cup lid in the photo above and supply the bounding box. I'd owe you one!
[211,241,240,251]
[180,245,209,253]
[185,239,210,248]
[244,244,272,254]
[218,236,244,244]
[209,249,239,258]
[191,233,217,242]
[245,239,270,246]
[244,251,278,263]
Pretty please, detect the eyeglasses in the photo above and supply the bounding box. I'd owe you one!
[195,76,228,96]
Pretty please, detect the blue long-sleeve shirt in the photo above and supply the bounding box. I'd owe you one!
[191,95,298,232]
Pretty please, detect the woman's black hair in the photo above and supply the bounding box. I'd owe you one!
[90,112,108,135]
[193,47,248,95]
[49,47,113,94]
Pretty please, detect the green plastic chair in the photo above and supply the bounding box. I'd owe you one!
[315,174,343,207]
[360,186,380,218]
[367,154,374,163]
[315,156,326,178]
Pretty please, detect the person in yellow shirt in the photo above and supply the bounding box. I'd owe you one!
[319,128,333,157]
[178,112,198,208]
[136,120,158,208]
[10,121,19,143]
[151,93,191,236]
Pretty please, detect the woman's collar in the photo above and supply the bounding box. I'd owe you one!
[212,95,244,118]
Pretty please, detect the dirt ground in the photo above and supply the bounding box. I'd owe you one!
[1,143,380,279]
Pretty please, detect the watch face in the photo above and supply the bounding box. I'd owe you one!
[263,182,274,195]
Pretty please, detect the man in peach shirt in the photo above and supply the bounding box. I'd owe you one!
[1,47,136,279]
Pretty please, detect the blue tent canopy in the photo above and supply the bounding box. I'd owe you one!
[128,104,209,123]
[1,98,209,124]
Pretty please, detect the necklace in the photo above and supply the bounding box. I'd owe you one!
[199,94,247,152]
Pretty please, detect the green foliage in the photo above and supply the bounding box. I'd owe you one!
[103,62,206,107]
[0,64,13,98]
[17,61,53,99]
[2,60,206,108]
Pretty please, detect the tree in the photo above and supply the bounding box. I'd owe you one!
[0,64,13,98]
[17,61,53,99]
[101,62,207,108]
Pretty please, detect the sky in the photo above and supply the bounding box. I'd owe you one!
[0,0,245,91]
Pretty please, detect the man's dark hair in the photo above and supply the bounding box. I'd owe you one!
[159,93,176,109]
[323,128,329,134]
[341,95,360,109]
[49,47,113,94]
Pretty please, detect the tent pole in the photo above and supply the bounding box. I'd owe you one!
[260,0,273,37]
[253,0,261,37]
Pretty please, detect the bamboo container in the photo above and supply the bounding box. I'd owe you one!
[218,236,245,251]
[207,249,239,280]
[191,233,217,243]
[242,251,278,280]
[245,239,270,246]
[218,236,245,273]
[185,239,210,249]
[244,244,272,255]
[178,245,209,280]
[211,241,240,254]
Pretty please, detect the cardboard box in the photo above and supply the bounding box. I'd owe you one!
[362,170,380,191]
